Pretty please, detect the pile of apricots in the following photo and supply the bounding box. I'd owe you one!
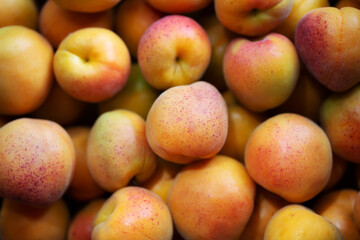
[0,0,360,239]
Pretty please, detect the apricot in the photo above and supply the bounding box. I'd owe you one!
[65,126,105,202]
[0,25,53,115]
[313,189,360,240]
[146,81,228,164]
[264,204,343,240]
[245,113,332,203]
[87,109,157,192]
[320,85,360,163]
[0,198,70,240]
[0,118,75,207]
[223,33,300,112]
[167,155,256,240]
[295,7,360,92]
[92,186,173,240]
[0,0,38,29]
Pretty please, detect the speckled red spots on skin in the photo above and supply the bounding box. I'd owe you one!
[87,110,157,192]
[295,12,331,80]
[146,81,228,164]
[0,118,75,207]
[245,113,332,203]
[295,7,360,92]
[224,32,299,112]
[337,111,360,158]
[92,186,173,239]
[320,87,360,163]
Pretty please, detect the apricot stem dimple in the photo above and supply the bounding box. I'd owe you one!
[250,8,259,15]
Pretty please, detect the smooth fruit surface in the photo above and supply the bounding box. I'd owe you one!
[138,15,211,90]
[54,27,131,103]
[146,81,228,164]
[245,113,332,203]
[167,155,256,240]
[0,25,53,115]
[264,204,343,240]
[92,186,173,240]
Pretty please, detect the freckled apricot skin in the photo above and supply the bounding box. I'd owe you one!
[137,15,211,90]
[92,186,173,240]
[87,109,157,192]
[223,33,300,112]
[167,155,256,240]
[146,81,228,164]
[245,113,332,203]
[320,85,360,163]
[0,118,76,208]
[295,7,360,92]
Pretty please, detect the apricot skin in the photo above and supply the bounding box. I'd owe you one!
[295,7,360,92]
[320,85,360,163]
[146,81,228,164]
[245,113,332,203]
[167,155,256,240]
[0,118,75,207]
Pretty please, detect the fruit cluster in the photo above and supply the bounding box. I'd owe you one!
[0,0,360,239]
